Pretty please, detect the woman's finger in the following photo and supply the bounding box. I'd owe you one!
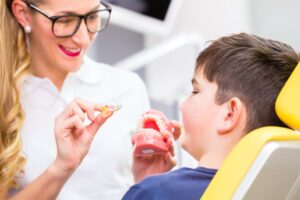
[57,99,90,121]
[75,98,96,121]
[55,115,85,138]
[86,110,114,138]
[71,104,86,121]
[63,115,85,130]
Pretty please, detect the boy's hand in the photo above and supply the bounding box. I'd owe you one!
[169,120,182,140]
[132,152,176,183]
[53,98,114,177]
[132,119,182,183]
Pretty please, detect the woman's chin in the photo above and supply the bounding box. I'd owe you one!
[62,59,83,72]
[69,64,81,72]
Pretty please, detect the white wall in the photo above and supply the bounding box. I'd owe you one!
[171,0,251,40]
[250,0,300,50]
[145,0,252,104]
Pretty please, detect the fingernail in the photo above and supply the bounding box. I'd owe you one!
[102,110,112,118]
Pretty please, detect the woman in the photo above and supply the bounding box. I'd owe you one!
[0,0,150,199]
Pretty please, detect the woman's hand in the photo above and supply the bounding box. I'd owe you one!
[132,120,182,183]
[6,99,116,200]
[52,98,114,177]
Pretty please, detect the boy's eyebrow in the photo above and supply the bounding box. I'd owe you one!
[191,78,199,85]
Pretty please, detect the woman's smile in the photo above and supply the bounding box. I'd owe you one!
[59,45,82,57]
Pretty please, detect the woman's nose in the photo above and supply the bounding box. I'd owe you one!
[72,20,91,46]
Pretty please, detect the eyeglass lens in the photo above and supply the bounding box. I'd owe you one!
[53,10,110,37]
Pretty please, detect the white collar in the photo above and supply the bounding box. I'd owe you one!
[22,56,107,95]
[71,56,105,84]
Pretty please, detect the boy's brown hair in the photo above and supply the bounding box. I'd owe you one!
[196,33,299,133]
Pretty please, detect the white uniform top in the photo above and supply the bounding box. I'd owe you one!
[16,57,150,200]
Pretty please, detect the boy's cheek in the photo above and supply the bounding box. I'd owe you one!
[179,137,187,151]
[178,130,188,149]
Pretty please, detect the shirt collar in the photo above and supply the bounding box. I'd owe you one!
[70,56,105,84]
[22,74,56,96]
[21,56,106,95]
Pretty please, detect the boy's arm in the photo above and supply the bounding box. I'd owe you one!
[132,153,176,183]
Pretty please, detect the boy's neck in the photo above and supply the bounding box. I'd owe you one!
[197,134,243,169]
[198,116,247,169]
[198,149,230,169]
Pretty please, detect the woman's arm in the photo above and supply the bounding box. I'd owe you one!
[4,98,114,200]
[0,189,8,200]
[10,161,74,200]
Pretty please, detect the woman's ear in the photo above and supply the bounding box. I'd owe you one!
[11,0,31,29]
[217,97,244,134]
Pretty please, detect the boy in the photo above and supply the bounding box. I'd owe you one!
[122,33,299,200]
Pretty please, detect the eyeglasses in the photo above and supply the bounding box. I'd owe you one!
[25,1,112,38]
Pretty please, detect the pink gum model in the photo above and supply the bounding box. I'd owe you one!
[133,110,174,156]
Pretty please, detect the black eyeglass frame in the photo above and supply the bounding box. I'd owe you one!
[24,1,112,38]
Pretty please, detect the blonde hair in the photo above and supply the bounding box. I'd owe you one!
[0,0,31,191]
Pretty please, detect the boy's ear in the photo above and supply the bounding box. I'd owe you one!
[11,0,31,28]
[217,97,244,134]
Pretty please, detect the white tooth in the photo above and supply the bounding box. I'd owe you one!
[64,46,81,53]
[138,129,145,134]
[158,120,164,131]
[138,120,143,129]
[161,123,167,131]
[138,128,161,136]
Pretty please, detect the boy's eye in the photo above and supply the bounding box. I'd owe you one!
[191,91,199,95]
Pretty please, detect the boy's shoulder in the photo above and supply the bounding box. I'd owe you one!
[123,167,216,200]
[137,167,216,190]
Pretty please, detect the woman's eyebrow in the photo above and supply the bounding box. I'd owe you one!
[56,4,101,15]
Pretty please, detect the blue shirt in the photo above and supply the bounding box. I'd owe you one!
[122,167,217,200]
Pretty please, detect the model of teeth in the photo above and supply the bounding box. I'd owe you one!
[133,110,173,156]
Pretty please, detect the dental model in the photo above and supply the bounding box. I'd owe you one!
[133,110,174,156]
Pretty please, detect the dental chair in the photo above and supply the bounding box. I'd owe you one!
[201,62,300,200]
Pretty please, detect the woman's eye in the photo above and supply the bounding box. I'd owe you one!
[56,16,76,24]
[88,13,99,20]
[191,91,199,94]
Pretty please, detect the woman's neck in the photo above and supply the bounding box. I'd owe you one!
[29,64,67,91]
